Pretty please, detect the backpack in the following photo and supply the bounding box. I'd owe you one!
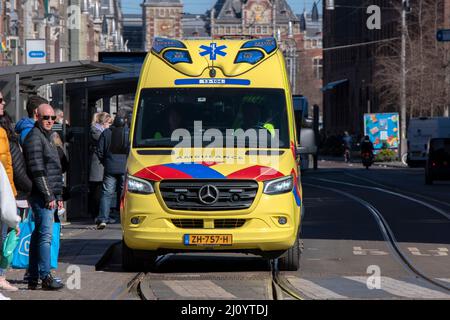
[109,126,130,155]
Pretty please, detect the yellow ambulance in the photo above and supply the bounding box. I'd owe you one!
[121,37,304,271]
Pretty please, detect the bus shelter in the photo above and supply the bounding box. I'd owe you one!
[0,61,130,220]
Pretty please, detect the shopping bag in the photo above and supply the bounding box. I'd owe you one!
[0,230,19,269]
[11,209,60,270]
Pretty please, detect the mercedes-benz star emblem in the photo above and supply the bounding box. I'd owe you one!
[198,185,220,205]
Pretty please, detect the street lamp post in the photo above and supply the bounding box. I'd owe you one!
[400,0,408,159]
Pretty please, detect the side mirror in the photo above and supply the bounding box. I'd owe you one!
[294,110,303,141]
[297,128,318,155]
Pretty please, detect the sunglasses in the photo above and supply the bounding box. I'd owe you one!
[42,115,57,121]
[0,98,5,104]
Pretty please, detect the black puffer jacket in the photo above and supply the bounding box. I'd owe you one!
[9,140,32,200]
[23,123,63,203]
[97,127,129,175]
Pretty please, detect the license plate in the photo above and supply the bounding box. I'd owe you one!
[184,234,233,246]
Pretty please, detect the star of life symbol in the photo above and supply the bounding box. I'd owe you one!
[199,43,227,61]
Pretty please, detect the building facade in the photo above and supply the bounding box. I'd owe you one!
[210,0,303,94]
[182,13,209,39]
[142,0,183,51]
[0,0,126,67]
[323,0,450,136]
[123,13,144,51]
[298,2,323,113]
[0,1,7,66]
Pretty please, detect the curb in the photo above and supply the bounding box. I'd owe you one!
[95,240,121,271]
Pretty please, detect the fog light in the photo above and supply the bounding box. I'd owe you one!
[278,217,287,225]
[131,217,140,225]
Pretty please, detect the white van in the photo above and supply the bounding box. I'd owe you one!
[407,117,450,166]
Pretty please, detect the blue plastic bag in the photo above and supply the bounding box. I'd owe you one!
[11,209,60,270]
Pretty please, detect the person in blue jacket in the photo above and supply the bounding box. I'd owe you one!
[95,116,130,230]
[15,96,49,146]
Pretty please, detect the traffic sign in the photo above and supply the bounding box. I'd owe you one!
[25,39,46,64]
[437,29,450,42]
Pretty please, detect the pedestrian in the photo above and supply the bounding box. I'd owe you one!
[0,91,22,293]
[52,108,72,143]
[0,162,21,299]
[89,112,112,219]
[0,107,32,206]
[23,103,64,290]
[15,96,49,146]
[51,108,64,141]
[0,91,16,196]
[342,131,353,163]
[95,115,129,230]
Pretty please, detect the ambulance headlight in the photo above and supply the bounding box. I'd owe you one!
[263,175,293,195]
[127,175,154,194]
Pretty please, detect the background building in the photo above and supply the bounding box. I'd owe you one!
[322,0,398,136]
[123,13,144,51]
[298,2,323,114]
[182,13,209,39]
[210,0,303,94]
[142,0,183,51]
[0,0,127,67]
[323,0,450,136]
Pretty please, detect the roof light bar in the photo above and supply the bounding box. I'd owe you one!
[235,50,264,65]
[163,50,192,64]
[241,38,277,54]
[152,37,186,54]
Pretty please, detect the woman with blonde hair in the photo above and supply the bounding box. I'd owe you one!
[88,112,112,219]
[91,112,100,126]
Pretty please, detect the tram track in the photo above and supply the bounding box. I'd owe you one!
[343,171,450,212]
[303,181,450,293]
[110,171,450,300]
[124,255,306,300]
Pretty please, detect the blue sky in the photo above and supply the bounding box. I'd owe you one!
[121,0,322,14]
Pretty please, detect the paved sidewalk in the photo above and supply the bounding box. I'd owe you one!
[1,221,138,300]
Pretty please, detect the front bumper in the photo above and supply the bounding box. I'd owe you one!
[121,186,301,252]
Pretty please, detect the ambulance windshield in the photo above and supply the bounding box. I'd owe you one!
[133,88,290,149]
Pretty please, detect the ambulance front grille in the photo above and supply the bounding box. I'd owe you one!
[171,219,247,229]
[160,180,258,211]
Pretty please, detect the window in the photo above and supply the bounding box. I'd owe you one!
[134,88,290,148]
[313,57,323,80]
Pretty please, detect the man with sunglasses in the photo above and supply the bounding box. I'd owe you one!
[23,104,64,291]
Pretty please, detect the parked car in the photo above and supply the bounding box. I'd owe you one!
[425,138,450,185]
[408,117,450,167]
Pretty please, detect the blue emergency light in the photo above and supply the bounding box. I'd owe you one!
[241,38,277,54]
[234,50,264,65]
[152,37,186,54]
[163,50,192,64]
